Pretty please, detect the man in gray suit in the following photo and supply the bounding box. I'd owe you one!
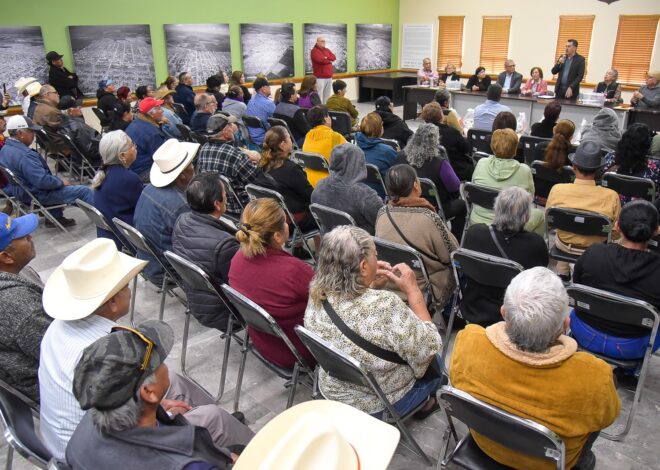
[497,59,523,94]
[551,39,586,99]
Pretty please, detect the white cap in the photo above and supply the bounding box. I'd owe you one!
[6,115,42,132]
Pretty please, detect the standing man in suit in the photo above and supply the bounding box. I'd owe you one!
[497,59,522,94]
[551,39,585,100]
[311,37,336,104]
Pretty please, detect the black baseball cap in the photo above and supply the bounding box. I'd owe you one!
[46,51,63,63]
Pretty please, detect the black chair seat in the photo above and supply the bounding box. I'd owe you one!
[250,346,295,380]
[451,433,511,470]
[548,245,580,263]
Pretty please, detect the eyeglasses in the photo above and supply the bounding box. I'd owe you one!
[111,325,154,371]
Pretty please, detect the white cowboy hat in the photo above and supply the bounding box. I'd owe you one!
[25,82,42,97]
[14,77,38,94]
[233,400,400,470]
[149,138,199,188]
[43,238,147,321]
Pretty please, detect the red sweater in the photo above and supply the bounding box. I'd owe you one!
[311,45,336,78]
[229,247,316,368]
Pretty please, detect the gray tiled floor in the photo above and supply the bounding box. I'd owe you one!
[1,103,660,469]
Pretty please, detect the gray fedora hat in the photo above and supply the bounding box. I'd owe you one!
[568,140,606,170]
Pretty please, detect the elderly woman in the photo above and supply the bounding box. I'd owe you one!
[596,69,623,104]
[520,66,548,97]
[92,130,144,248]
[229,70,251,106]
[471,128,545,235]
[298,75,322,109]
[376,164,458,308]
[229,198,316,369]
[304,225,444,419]
[466,66,491,92]
[355,112,398,198]
[439,63,460,84]
[462,187,549,326]
[433,88,463,134]
[311,144,383,234]
[530,101,562,139]
[580,107,621,152]
[221,85,247,120]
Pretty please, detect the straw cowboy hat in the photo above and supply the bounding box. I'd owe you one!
[14,77,38,94]
[149,138,199,188]
[25,82,42,97]
[43,238,147,321]
[233,400,400,470]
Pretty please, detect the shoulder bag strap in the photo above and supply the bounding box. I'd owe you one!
[488,225,509,260]
[385,206,444,264]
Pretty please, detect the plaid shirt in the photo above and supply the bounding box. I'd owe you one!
[196,140,258,215]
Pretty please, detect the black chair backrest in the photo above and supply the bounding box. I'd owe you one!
[602,173,656,201]
[221,284,280,335]
[243,115,266,130]
[91,107,106,122]
[373,237,430,282]
[309,203,356,233]
[418,178,443,211]
[648,233,660,253]
[472,151,491,163]
[530,161,575,200]
[452,248,523,288]
[75,200,136,255]
[267,118,299,148]
[244,184,283,204]
[381,138,400,152]
[172,102,189,121]
[328,111,352,136]
[545,207,612,238]
[462,182,500,211]
[218,175,245,212]
[176,124,195,143]
[364,164,388,197]
[291,151,330,172]
[164,250,222,297]
[520,135,552,165]
[467,129,492,154]
[438,386,564,468]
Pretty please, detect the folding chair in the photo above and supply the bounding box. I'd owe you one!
[381,138,400,152]
[442,248,523,364]
[647,233,660,254]
[242,115,267,133]
[530,161,575,206]
[309,202,356,235]
[222,285,315,411]
[172,102,189,123]
[290,150,330,173]
[245,184,318,262]
[294,325,432,464]
[566,284,660,440]
[176,124,196,143]
[544,207,612,264]
[602,173,656,202]
[467,129,492,154]
[75,199,135,255]
[0,382,52,469]
[418,178,448,220]
[437,385,565,469]
[267,117,300,150]
[328,110,354,139]
[164,251,244,402]
[91,107,110,132]
[112,218,186,323]
[217,174,245,223]
[520,135,552,165]
[460,182,501,243]
[365,163,389,199]
[60,133,98,183]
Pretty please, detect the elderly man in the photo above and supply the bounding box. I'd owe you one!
[32,84,69,155]
[0,116,93,227]
[451,267,620,469]
[173,172,239,331]
[46,51,81,98]
[245,77,275,145]
[39,239,253,460]
[473,84,512,131]
[273,83,310,146]
[156,88,183,138]
[196,115,259,219]
[497,59,522,94]
[125,96,168,181]
[417,57,438,86]
[631,71,660,109]
[189,93,217,133]
[325,79,359,128]
[0,213,50,403]
[59,95,102,166]
[174,71,196,122]
[310,36,336,103]
[551,39,585,99]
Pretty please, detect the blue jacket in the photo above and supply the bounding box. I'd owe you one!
[174,84,196,123]
[0,138,63,203]
[355,132,398,198]
[161,107,182,139]
[189,112,212,133]
[125,117,167,176]
[246,93,276,145]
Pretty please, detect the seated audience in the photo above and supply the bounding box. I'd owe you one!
[473,84,512,131]
[189,93,218,133]
[471,128,544,235]
[496,59,522,94]
[109,101,133,131]
[491,111,517,132]
[155,88,183,138]
[174,72,196,121]
[134,139,197,283]
[375,164,458,307]
[355,112,398,198]
[302,105,347,187]
[116,86,131,104]
[125,97,169,181]
[374,96,413,148]
[229,70,252,106]
[571,200,660,362]
[631,71,660,109]
[95,79,118,126]
[135,85,154,103]
[246,77,275,145]
[297,75,322,109]
[205,74,225,108]
[596,68,623,104]
[311,144,383,234]
[462,187,549,326]
[273,83,310,147]
[546,141,621,279]
[0,213,49,403]
[66,320,237,470]
[229,198,316,369]
[520,66,548,96]
[93,131,144,249]
[172,172,239,331]
[533,119,576,203]
[25,82,41,120]
[466,66,491,92]
[59,95,102,166]
[325,79,359,127]
[434,88,463,134]
[530,101,561,138]
[197,115,260,219]
[0,116,94,227]
[451,267,620,469]
[422,102,472,181]
[439,63,460,84]
[33,84,68,155]
[417,57,438,85]
[604,123,660,204]
[222,85,248,120]
[272,78,293,104]
[304,225,443,419]
[160,75,178,91]
[14,77,38,116]
[580,107,621,152]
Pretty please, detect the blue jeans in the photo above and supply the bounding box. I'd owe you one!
[39,185,94,218]
[570,310,660,360]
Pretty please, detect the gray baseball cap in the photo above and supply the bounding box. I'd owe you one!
[73,320,174,411]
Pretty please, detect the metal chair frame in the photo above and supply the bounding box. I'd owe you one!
[418,178,447,219]
[601,173,656,202]
[290,150,330,173]
[520,135,551,165]
[544,207,612,264]
[467,129,492,154]
[308,203,356,236]
[267,117,300,150]
[365,163,389,199]
[59,133,97,184]
[530,161,575,205]
[328,110,354,138]
[459,182,501,245]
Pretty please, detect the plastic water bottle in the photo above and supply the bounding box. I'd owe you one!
[573,118,588,144]
[463,108,475,132]
[516,112,527,135]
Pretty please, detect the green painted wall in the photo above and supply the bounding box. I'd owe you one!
[4,0,400,82]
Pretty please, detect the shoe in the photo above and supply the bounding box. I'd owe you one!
[45,216,76,228]
[613,367,639,392]
[412,398,440,420]
[573,450,596,470]
[231,411,246,424]
[558,273,571,284]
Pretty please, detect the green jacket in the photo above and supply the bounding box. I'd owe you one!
[326,94,359,126]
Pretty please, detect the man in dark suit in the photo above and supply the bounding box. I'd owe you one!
[551,39,585,100]
[497,59,523,94]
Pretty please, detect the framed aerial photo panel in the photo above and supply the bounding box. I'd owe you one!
[356,24,392,71]
[164,23,232,86]
[0,26,47,105]
[240,23,294,80]
[303,23,347,75]
[68,24,156,95]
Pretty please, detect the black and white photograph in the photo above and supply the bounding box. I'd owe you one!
[164,23,232,86]
[356,23,392,71]
[0,26,47,105]
[68,24,155,95]
[304,23,347,75]
[240,23,294,80]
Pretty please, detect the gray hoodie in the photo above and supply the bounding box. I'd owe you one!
[580,108,622,152]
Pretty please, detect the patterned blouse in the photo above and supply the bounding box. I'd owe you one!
[304,289,442,414]
[604,153,660,205]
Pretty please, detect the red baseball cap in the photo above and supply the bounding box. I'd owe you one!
[138,97,164,114]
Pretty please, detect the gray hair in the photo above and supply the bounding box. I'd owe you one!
[194,93,212,110]
[504,267,569,352]
[493,187,532,232]
[178,72,190,82]
[434,88,451,107]
[38,84,55,98]
[89,372,156,434]
[504,59,515,67]
[608,68,619,81]
[92,130,132,189]
[403,123,441,168]
[309,226,375,306]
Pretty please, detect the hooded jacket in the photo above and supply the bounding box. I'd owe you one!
[580,108,621,152]
[375,110,413,149]
[355,132,397,198]
[311,143,383,234]
[95,90,119,125]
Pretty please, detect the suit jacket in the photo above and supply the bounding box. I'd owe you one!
[496,71,523,94]
[551,53,585,98]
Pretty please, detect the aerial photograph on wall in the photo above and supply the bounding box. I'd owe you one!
[356,24,392,71]
[304,23,347,75]
[240,23,294,80]
[0,26,47,105]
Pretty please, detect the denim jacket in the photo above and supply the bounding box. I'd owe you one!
[134,184,190,283]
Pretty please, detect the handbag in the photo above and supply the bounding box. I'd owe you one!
[488,225,509,260]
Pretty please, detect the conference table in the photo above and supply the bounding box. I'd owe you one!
[358,72,418,106]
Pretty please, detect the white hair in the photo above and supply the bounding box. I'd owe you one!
[493,187,532,233]
[93,130,132,189]
[503,267,569,352]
